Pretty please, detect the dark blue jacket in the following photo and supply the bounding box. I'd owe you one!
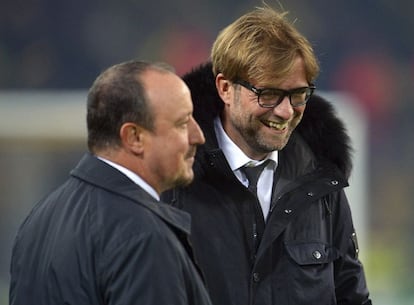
[162,63,372,305]
[10,153,212,305]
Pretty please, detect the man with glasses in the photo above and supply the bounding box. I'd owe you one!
[162,5,372,305]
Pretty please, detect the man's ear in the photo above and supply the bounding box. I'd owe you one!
[215,73,233,105]
[119,122,146,155]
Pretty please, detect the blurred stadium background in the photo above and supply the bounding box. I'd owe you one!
[1,0,413,303]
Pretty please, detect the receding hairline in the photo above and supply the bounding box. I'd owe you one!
[96,60,175,85]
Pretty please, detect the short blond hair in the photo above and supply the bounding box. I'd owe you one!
[211,5,319,84]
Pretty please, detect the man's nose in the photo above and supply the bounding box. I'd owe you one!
[272,96,294,120]
[189,117,205,145]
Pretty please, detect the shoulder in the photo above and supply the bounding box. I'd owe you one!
[296,94,353,178]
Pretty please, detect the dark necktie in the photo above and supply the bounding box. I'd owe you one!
[240,160,271,258]
[241,160,270,197]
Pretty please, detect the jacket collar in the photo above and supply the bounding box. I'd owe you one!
[70,153,191,234]
[183,62,353,179]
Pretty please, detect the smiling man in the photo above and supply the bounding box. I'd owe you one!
[162,5,372,305]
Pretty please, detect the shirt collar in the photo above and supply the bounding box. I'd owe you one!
[214,116,278,171]
[97,156,160,201]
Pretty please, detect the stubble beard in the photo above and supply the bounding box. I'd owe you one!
[233,115,295,155]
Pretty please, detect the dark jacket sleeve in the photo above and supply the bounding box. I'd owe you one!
[333,190,372,305]
[99,231,191,305]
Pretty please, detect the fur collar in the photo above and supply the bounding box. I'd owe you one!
[182,62,353,178]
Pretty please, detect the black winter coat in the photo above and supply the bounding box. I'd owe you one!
[162,63,372,305]
[10,153,212,305]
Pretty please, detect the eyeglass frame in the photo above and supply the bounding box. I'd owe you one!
[234,79,316,108]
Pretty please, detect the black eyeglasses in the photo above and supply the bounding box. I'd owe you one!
[234,80,316,108]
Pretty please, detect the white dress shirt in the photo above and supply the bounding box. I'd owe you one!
[214,117,278,220]
[97,156,160,201]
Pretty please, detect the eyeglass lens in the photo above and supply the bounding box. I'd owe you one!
[258,88,313,107]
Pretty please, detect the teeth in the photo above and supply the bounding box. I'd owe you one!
[268,121,287,130]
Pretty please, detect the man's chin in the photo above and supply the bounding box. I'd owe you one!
[174,172,194,188]
[258,133,291,152]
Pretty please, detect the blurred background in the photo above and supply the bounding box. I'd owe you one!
[1,0,413,303]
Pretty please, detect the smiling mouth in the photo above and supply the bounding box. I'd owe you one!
[263,120,288,131]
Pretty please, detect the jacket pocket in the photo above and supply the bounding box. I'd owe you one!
[283,241,339,304]
[285,240,339,265]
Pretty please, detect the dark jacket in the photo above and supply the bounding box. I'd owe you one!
[162,63,372,305]
[9,153,212,305]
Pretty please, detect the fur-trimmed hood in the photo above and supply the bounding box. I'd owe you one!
[182,62,353,179]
